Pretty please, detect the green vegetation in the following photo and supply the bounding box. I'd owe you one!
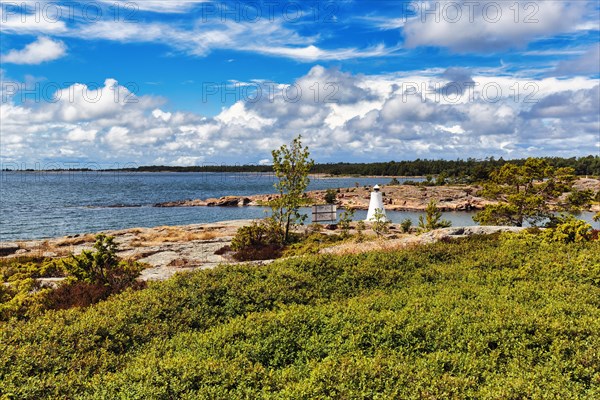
[418,200,452,232]
[0,235,143,322]
[105,155,600,180]
[270,135,314,243]
[371,208,391,236]
[324,188,337,204]
[230,135,315,260]
[283,232,347,257]
[229,219,285,261]
[473,158,586,227]
[542,215,595,243]
[3,150,599,397]
[400,218,413,233]
[567,189,595,211]
[0,234,599,398]
[338,208,355,238]
[60,234,141,287]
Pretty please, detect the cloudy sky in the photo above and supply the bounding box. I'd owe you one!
[1,0,599,167]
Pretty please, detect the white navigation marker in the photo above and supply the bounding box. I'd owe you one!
[365,184,388,221]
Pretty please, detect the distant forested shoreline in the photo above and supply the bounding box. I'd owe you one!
[3,155,600,181]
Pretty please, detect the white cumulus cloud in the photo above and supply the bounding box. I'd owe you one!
[0,69,598,166]
[403,0,589,53]
[2,36,66,64]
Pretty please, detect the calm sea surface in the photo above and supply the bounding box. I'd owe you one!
[1,171,597,241]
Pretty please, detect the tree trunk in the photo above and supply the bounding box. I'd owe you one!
[284,214,292,243]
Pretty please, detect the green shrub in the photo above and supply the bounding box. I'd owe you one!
[371,208,390,236]
[284,233,344,257]
[60,234,142,288]
[338,209,355,237]
[324,188,337,204]
[230,220,284,261]
[400,218,413,233]
[355,220,366,241]
[419,200,451,232]
[0,235,144,322]
[566,189,594,210]
[542,215,594,243]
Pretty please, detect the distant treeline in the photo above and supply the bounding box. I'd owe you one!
[118,155,600,180]
[4,156,599,181]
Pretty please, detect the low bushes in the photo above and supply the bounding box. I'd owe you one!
[0,234,144,322]
[0,234,599,398]
[230,220,285,261]
[542,215,595,243]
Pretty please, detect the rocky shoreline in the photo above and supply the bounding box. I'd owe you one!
[1,220,533,282]
[1,220,251,281]
[153,184,494,211]
[152,178,600,213]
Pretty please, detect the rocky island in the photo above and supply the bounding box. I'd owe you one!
[154,178,600,212]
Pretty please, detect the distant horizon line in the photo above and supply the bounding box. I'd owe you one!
[2,155,599,173]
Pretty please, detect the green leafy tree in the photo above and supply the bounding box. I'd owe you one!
[473,158,581,227]
[593,212,599,222]
[388,177,400,186]
[418,200,451,232]
[271,135,315,243]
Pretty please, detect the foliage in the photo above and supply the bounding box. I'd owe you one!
[230,220,284,261]
[595,212,600,222]
[371,208,390,236]
[120,155,600,181]
[60,234,142,288]
[435,172,447,186]
[400,218,413,233]
[473,158,584,227]
[567,189,595,210]
[1,236,599,398]
[418,200,451,232]
[270,135,315,243]
[0,235,144,322]
[338,208,355,237]
[1,257,65,283]
[542,215,595,244]
[0,278,49,322]
[324,188,337,204]
[388,177,400,185]
[283,233,345,257]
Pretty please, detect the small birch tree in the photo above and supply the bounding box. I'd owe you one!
[271,135,314,243]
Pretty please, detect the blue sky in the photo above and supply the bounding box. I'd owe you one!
[1,0,599,167]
